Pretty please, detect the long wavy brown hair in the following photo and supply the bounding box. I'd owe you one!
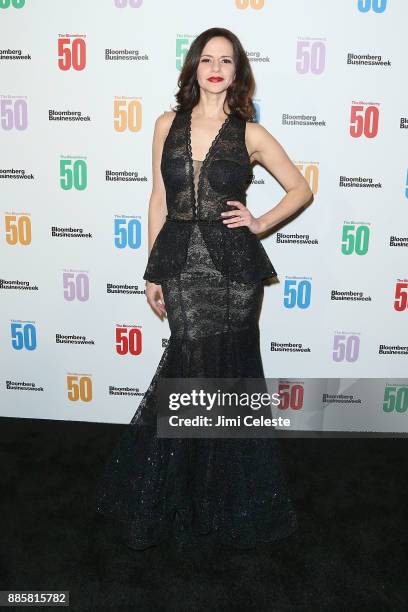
[173,28,256,122]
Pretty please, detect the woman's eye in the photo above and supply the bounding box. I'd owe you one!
[200,58,233,63]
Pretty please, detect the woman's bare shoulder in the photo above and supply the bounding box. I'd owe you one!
[154,110,177,137]
[245,120,269,161]
[245,120,283,163]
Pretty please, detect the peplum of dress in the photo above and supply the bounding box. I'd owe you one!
[94,108,298,551]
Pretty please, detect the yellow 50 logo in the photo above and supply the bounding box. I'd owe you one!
[67,375,92,402]
[5,214,31,245]
[114,99,142,132]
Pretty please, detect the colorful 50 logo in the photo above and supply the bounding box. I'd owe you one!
[116,327,142,355]
[114,218,141,249]
[0,0,25,8]
[58,37,86,71]
[114,99,142,132]
[341,224,369,255]
[5,214,31,245]
[60,159,87,190]
[357,0,387,12]
[296,40,326,75]
[383,386,408,413]
[394,282,408,312]
[114,0,143,6]
[235,0,264,9]
[276,383,304,410]
[63,272,90,301]
[1,98,27,130]
[296,163,319,194]
[350,104,379,138]
[283,279,312,309]
[333,334,360,362]
[67,375,92,402]
[11,322,37,350]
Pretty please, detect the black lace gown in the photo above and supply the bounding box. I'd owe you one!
[94,108,298,551]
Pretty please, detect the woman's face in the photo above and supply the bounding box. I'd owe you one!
[196,36,236,96]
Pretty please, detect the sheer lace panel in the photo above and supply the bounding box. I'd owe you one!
[192,159,203,215]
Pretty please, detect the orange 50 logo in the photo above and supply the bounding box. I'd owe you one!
[114,98,142,132]
[5,214,31,245]
[67,374,92,402]
[295,162,319,195]
[235,0,264,9]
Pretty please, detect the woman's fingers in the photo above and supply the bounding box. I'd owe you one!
[146,283,167,319]
[157,287,167,317]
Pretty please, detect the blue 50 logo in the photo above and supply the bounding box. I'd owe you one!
[357,0,387,12]
[283,279,312,309]
[114,218,141,249]
[11,322,37,350]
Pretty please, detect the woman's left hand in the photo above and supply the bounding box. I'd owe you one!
[220,201,263,235]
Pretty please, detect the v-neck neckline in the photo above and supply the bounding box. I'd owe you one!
[187,107,232,165]
[186,108,232,217]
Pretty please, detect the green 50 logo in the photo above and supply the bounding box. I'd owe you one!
[341,223,370,255]
[0,0,25,8]
[383,386,408,413]
[60,159,87,190]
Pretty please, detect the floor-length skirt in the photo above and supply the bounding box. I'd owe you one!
[94,224,298,550]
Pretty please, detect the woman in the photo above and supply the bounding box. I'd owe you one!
[95,27,312,552]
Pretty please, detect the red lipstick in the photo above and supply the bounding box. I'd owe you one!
[208,76,224,82]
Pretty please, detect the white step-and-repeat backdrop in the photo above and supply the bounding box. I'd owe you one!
[1,0,407,431]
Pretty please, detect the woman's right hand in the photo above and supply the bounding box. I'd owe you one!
[145,281,167,320]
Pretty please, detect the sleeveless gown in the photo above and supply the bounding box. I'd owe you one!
[94,108,298,551]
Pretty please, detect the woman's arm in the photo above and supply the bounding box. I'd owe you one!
[146,111,174,255]
[144,111,175,320]
[244,122,313,234]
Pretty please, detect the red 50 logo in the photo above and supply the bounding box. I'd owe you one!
[116,326,142,355]
[58,37,86,71]
[277,383,304,410]
[394,281,408,312]
[350,103,379,138]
